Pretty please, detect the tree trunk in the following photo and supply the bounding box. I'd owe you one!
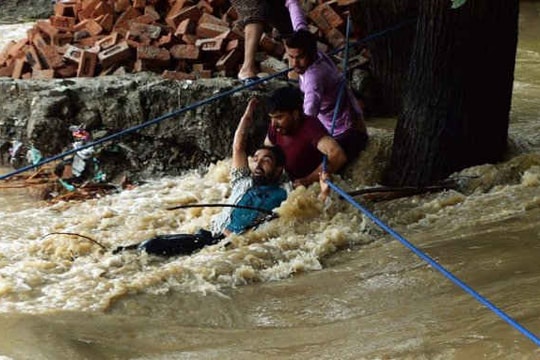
[351,0,417,116]
[385,0,519,186]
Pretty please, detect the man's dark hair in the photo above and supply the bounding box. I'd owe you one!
[266,86,303,114]
[257,145,286,167]
[285,29,318,61]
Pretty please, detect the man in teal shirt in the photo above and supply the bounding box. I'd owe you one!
[114,98,289,257]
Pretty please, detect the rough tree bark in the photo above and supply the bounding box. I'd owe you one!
[351,0,417,116]
[385,0,519,186]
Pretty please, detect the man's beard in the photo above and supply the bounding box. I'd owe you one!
[252,174,271,186]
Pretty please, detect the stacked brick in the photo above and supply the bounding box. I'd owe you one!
[0,0,360,80]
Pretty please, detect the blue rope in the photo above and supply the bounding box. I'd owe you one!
[325,179,540,346]
[323,14,352,172]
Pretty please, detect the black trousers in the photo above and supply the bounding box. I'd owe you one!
[139,229,225,256]
[114,230,225,257]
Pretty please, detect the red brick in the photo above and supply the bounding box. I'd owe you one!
[198,12,229,28]
[133,0,147,9]
[129,22,162,40]
[162,70,196,80]
[38,45,65,69]
[113,7,143,34]
[166,0,188,20]
[0,63,15,77]
[182,34,198,45]
[52,33,74,46]
[75,35,100,47]
[36,20,59,43]
[55,63,78,78]
[223,6,238,22]
[137,45,170,65]
[98,41,132,68]
[133,14,157,24]
[216,47,241,72]
[175,18,195,36]
[79,0,100,20]
[7,38,28,59]
[95,33,119,50]
[114,0,131,13]
[195,38,223,52]
[192,63,206,73]
[337,0,359,5]
[12,58,27,79]
[64,45,84,63]
[24,45,42,70]
[157,32,173,46]
[260,55,288,74]
[92,1,114,19]
[308,3,344,32]
[197,0,213,14]
[196,69,212,78]
[259,33,284,58]
[225,38,240,52]
[97,13,114,33]
[32,69,55,79]
[77,50,97,77]
[144,5,161,22]
[196,22,228,39]
[54,2,79,17]
[127,38,150,48]
[170,44,199,60]
[213,30,237,42]
[78,19,104,36]
[32,33,64,70]
[325,28,345,48]
[50,15,76,31]
[165,5,202,30]
[133,58,169,72]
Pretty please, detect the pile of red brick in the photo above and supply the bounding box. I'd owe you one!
[0,0,359,80]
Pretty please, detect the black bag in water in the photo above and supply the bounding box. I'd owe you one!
[113,229,224,256]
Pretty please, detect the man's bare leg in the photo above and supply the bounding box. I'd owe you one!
[238,22,264,80]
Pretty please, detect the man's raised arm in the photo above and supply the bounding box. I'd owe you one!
[232,97,259,169]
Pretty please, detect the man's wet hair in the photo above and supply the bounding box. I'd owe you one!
[257,145,286,167]
[266,86,303,114]
[284,29,318,62]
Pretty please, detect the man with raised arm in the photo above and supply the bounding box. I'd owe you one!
[114,98,289,256]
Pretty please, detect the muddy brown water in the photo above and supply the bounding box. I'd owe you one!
[0,3,540,359]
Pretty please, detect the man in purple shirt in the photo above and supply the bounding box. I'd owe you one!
[284,2,368,163]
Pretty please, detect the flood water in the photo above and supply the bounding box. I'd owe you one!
[1,3,540,359]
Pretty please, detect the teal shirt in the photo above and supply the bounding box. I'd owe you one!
[226,185,287,234]
[211,167,289,236]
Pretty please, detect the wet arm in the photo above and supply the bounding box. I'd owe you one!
[301,68,326,119]
[294,136,346,187]
[285,0,308,31]
[232,98,258,169]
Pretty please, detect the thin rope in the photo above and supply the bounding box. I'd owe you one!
[323,14,351,172]
[40,232,107,250]
[166,203,276,216]
[325,179,540,347]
